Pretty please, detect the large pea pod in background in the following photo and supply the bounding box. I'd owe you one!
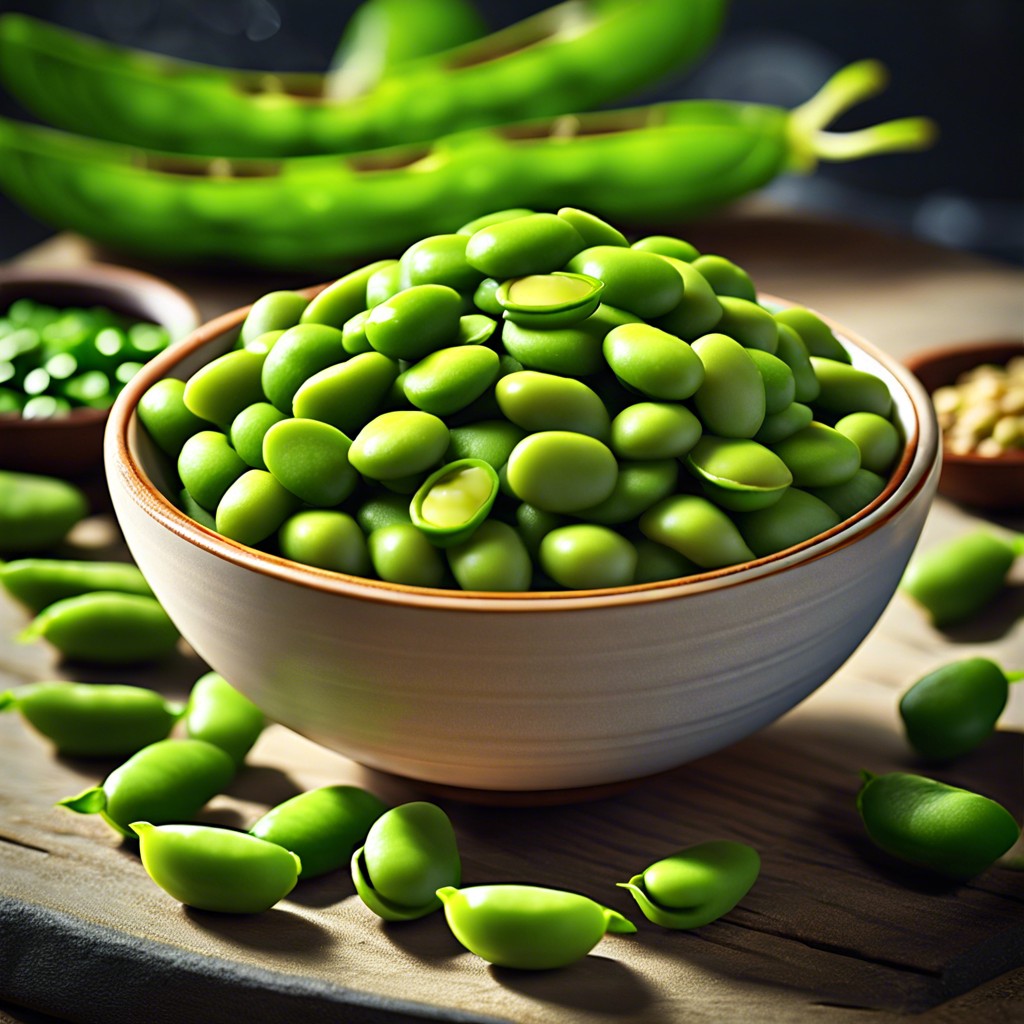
[0,63,933,270]
[0,0,723,157]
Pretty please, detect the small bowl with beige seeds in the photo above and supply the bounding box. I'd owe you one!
[905,340,1024,510]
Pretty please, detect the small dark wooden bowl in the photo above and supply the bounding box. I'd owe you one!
[0,264,199,479]
[904,340,1024,510]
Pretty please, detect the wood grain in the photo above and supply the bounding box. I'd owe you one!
[1,215,1022,1023]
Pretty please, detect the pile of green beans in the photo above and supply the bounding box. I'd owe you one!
[0,298,170,418]
[143,207,902,592]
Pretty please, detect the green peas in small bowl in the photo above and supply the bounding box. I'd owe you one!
[106,252,939,794]
[0,264,199,478]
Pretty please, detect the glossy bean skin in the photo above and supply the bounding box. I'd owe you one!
[809,468,887,521]
[178,430,247,511]
[773,307,849,363]
[654,257,723,340]
[691,255,756,301]
[58,737,235,836]
[260,324,347,413]
[466,213,584,279]
[215,470,300,547]
[20,591,179,664]
[687,436,792,511]
[365,262,403,309]
[368,524,446,587]
[567,246,684,319]
[352,802,460,920]
[618,840,760,929]
[239,291,308,345]
[835,411,901,472]
[900,531,1021,628]
[250,785,387,880]
[631,235,699,262]
[293,351,400,437]
[0,558,151,612]
[400,233,484,292]
[349,410,450,481]
[342,310,373,355]
[771,422,861,488]
[496,371,610,440]
[447,520,533,591]
[748,350,795,414]
[495,272,602,330]
[356,493,412,534]
[458,209,536,237]
[505,432,618,514]
[437,885,636,970]
[691,334,765,438]
[603,324,704,401]
[0,470,88,555]
[610,402,702,460]
[366,285,463,361]
[715,296,778,353]
[753,401,813,445]
[540,524,637,589]
[137,378,208,457]
[633,539,700,583]
[263,418,358,507]
[0,681,182,756]
[856,771,1020,879]
[132,822,300,913]
[184,672,265,767]
[279,510,371,576]
[577,460,678,525]
[183,349,265,428]
[639,495,755,568]
[735,488,839,558]
[773,323,820,403]
[446,420,526,470]
[229,402,287,471]
[515,503,564,558]
[403,345,499,416]
[810,357,892,418]
[899,658,1011,761]
[300,260,394,329]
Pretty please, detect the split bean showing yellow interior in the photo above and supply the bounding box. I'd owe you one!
[495,272,603,329]
[279,510,371,575]
[410,459,499,546]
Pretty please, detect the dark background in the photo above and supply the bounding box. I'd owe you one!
[0,0,1021,265]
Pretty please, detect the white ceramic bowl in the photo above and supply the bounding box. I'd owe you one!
[105,292,940,792]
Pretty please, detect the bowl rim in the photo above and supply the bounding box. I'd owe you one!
[106,287,939,612]
[0,261,201,431]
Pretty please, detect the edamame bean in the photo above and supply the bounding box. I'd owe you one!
[0,681,182,756]
[639,495,755,568]
[293,351,400,436]
[899,658,1014,761]
[809,468,887,520]
[352,801,460,920]
[137,378,209,457]
[505,432,618,513]
[748,350,795,413]
[279,510,371,575]
[774,322,820,403]
[58,737,235,836]
[558,207,628,248]
[618,840,760,929]
[250,785,387,879]
[496,371,610,440]
[241,329,285,355]
[810,357,893,418]
[300,260,394,329]
[365,285,463,361]
[183,349,265,427]
[603,323,704,401]
[753,401,813,445]
[610,402,702,460]
[341,309,373,355]
[184,671,264,767]
[465,213,583,279]
[20,592,179,664]
[472,277,503,316]
[411,459,499,547]
[774,307,849,363]
[447,520,532,591]
[632,235,699,262]
[577,460,678,525]
[772,422,861,488]
[263,418,358,507]
[834,412,901,473]
[365,261,402,308]
[229,402,287,470]
[856,771,1020,879]
[239,290,308,345]
[349,410,450,480]
[716,297,778,353]
[691,334,765,437]
[400,234,484,292]
[687,436,792,511]
[654,257,723,339]
[540,524,637,589]
[216,470,299,546]
[403,346,499,416]
[457,314,498,346]
[495,273,603,329]
[369,523,446,587]
[691,255,756,301]
[567,246,684,319]
[735,488,840,557]
[900,531,1021,628]
[457,208,535,237]
[633,539,700,584]
[260,323,347,413]
[131,822,300,913]
[447,420,526,470]
[356,493,412,533]
[515,503,564,557]
[178,431,247,511]
[437,885,635,970]
[0,558,151,612]
[179,488,216,531]
[0,470,88,555]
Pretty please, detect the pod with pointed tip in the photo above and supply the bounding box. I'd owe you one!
[617,840,759,929]
[132,822,301,913]
[351,801,460,920]
[437,884,635,969]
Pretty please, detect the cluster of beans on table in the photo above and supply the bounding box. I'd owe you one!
[140,207,903,592]
[0,298,170,418]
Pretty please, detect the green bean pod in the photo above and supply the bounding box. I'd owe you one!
[57,737,236,836]
[0,1,723,156]
[250,785,388,879]
[0,63,933,269]
[0,681,182,756]
[437,884,636,969]
[183,672,265,766]
[0,558,151,612]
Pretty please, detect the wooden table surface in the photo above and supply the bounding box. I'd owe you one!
[1,214,1022,1024]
